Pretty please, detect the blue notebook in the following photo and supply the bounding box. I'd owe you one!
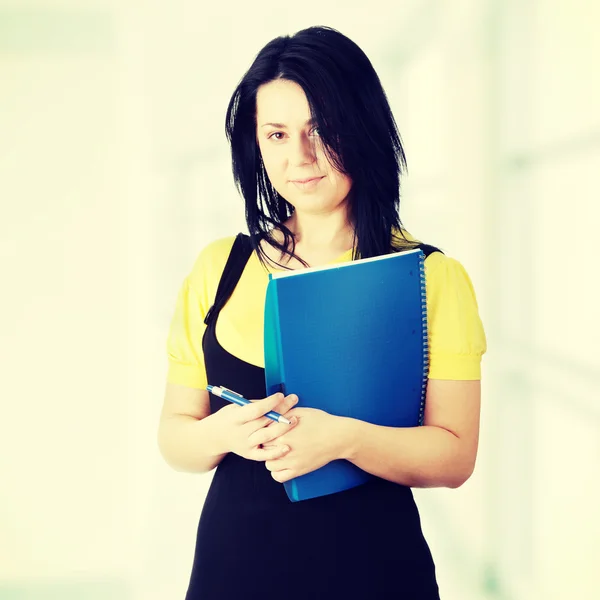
[263,248,430,502]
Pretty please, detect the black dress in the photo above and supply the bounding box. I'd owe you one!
[185,234,441,600]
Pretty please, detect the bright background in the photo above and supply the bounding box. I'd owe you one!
[1,1,599,598]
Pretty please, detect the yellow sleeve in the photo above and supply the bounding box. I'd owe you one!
[165,276,209,388]
[165,236,236,388]
[425,253,487,380]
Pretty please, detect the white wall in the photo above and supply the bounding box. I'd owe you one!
[0,3,130,593]
[1,1,598,599]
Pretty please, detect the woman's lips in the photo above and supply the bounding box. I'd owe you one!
[291,176,322,183]
[290,176,324,190]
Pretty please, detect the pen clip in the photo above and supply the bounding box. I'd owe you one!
[220,386,243,398]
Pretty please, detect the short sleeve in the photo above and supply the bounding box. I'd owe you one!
[165,236,237,388]
[425,254,487,380]
[165,277,209,388]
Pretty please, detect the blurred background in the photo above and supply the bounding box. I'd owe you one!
[1,0,598,598]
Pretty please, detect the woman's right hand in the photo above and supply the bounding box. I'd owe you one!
[212,392,299,461]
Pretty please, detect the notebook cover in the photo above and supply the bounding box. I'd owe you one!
[264,248,428,502]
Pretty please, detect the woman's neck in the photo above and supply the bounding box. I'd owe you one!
[262,214,356,269]
[281,213,355,254]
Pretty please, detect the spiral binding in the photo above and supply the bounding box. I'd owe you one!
[418,251,429,426]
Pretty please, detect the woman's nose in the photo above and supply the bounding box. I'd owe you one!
[288,133,317,165]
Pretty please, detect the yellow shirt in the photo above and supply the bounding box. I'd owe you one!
[166,234,487,388]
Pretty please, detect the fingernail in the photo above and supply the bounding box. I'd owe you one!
[282,445,290,453]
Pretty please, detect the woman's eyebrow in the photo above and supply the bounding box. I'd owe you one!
[260,119,316,128]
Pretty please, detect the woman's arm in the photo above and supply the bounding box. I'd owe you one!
[266,379,481,489]
[158,383,301,473]
[339,379,481,488]
[157,382,228,474]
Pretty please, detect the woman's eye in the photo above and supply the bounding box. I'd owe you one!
[267,129,318,141]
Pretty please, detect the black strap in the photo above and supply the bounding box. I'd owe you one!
[203,234,442,326]
[203,233,254,326]
[417,243,443,258]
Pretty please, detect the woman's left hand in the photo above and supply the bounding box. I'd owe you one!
[263,407,348,483]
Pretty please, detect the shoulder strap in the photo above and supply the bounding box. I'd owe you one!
[204,235,442,325]
[417,243,443,258]
[203,233,254,326]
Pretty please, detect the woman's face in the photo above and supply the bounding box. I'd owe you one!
[255,79,352,216]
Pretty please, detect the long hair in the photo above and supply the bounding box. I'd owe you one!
[225,25,418,270]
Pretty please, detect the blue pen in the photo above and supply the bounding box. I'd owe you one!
[207,385,292,425]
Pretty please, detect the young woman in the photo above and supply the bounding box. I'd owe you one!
[158,26,486,599]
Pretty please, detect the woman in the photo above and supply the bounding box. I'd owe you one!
[158,26,486,599]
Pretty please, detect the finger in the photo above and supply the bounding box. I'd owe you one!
[248,394,299,429]
[248,422,289,447]
[270,468,294,483]
[239,392,285,423]
[243,415,279,437]
[258,395,298,429]
[248,412,288,431]
[250,444,290,462]
[264,456,287,471]
[273,394,299,415]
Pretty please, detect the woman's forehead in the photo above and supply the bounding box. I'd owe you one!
[256,80,312,124]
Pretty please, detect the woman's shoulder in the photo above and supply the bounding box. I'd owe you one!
[421,248,483,345]
[412,236,470,279]
[393,229,477,296]
[187,234,238,289]
[392,228,444,260]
